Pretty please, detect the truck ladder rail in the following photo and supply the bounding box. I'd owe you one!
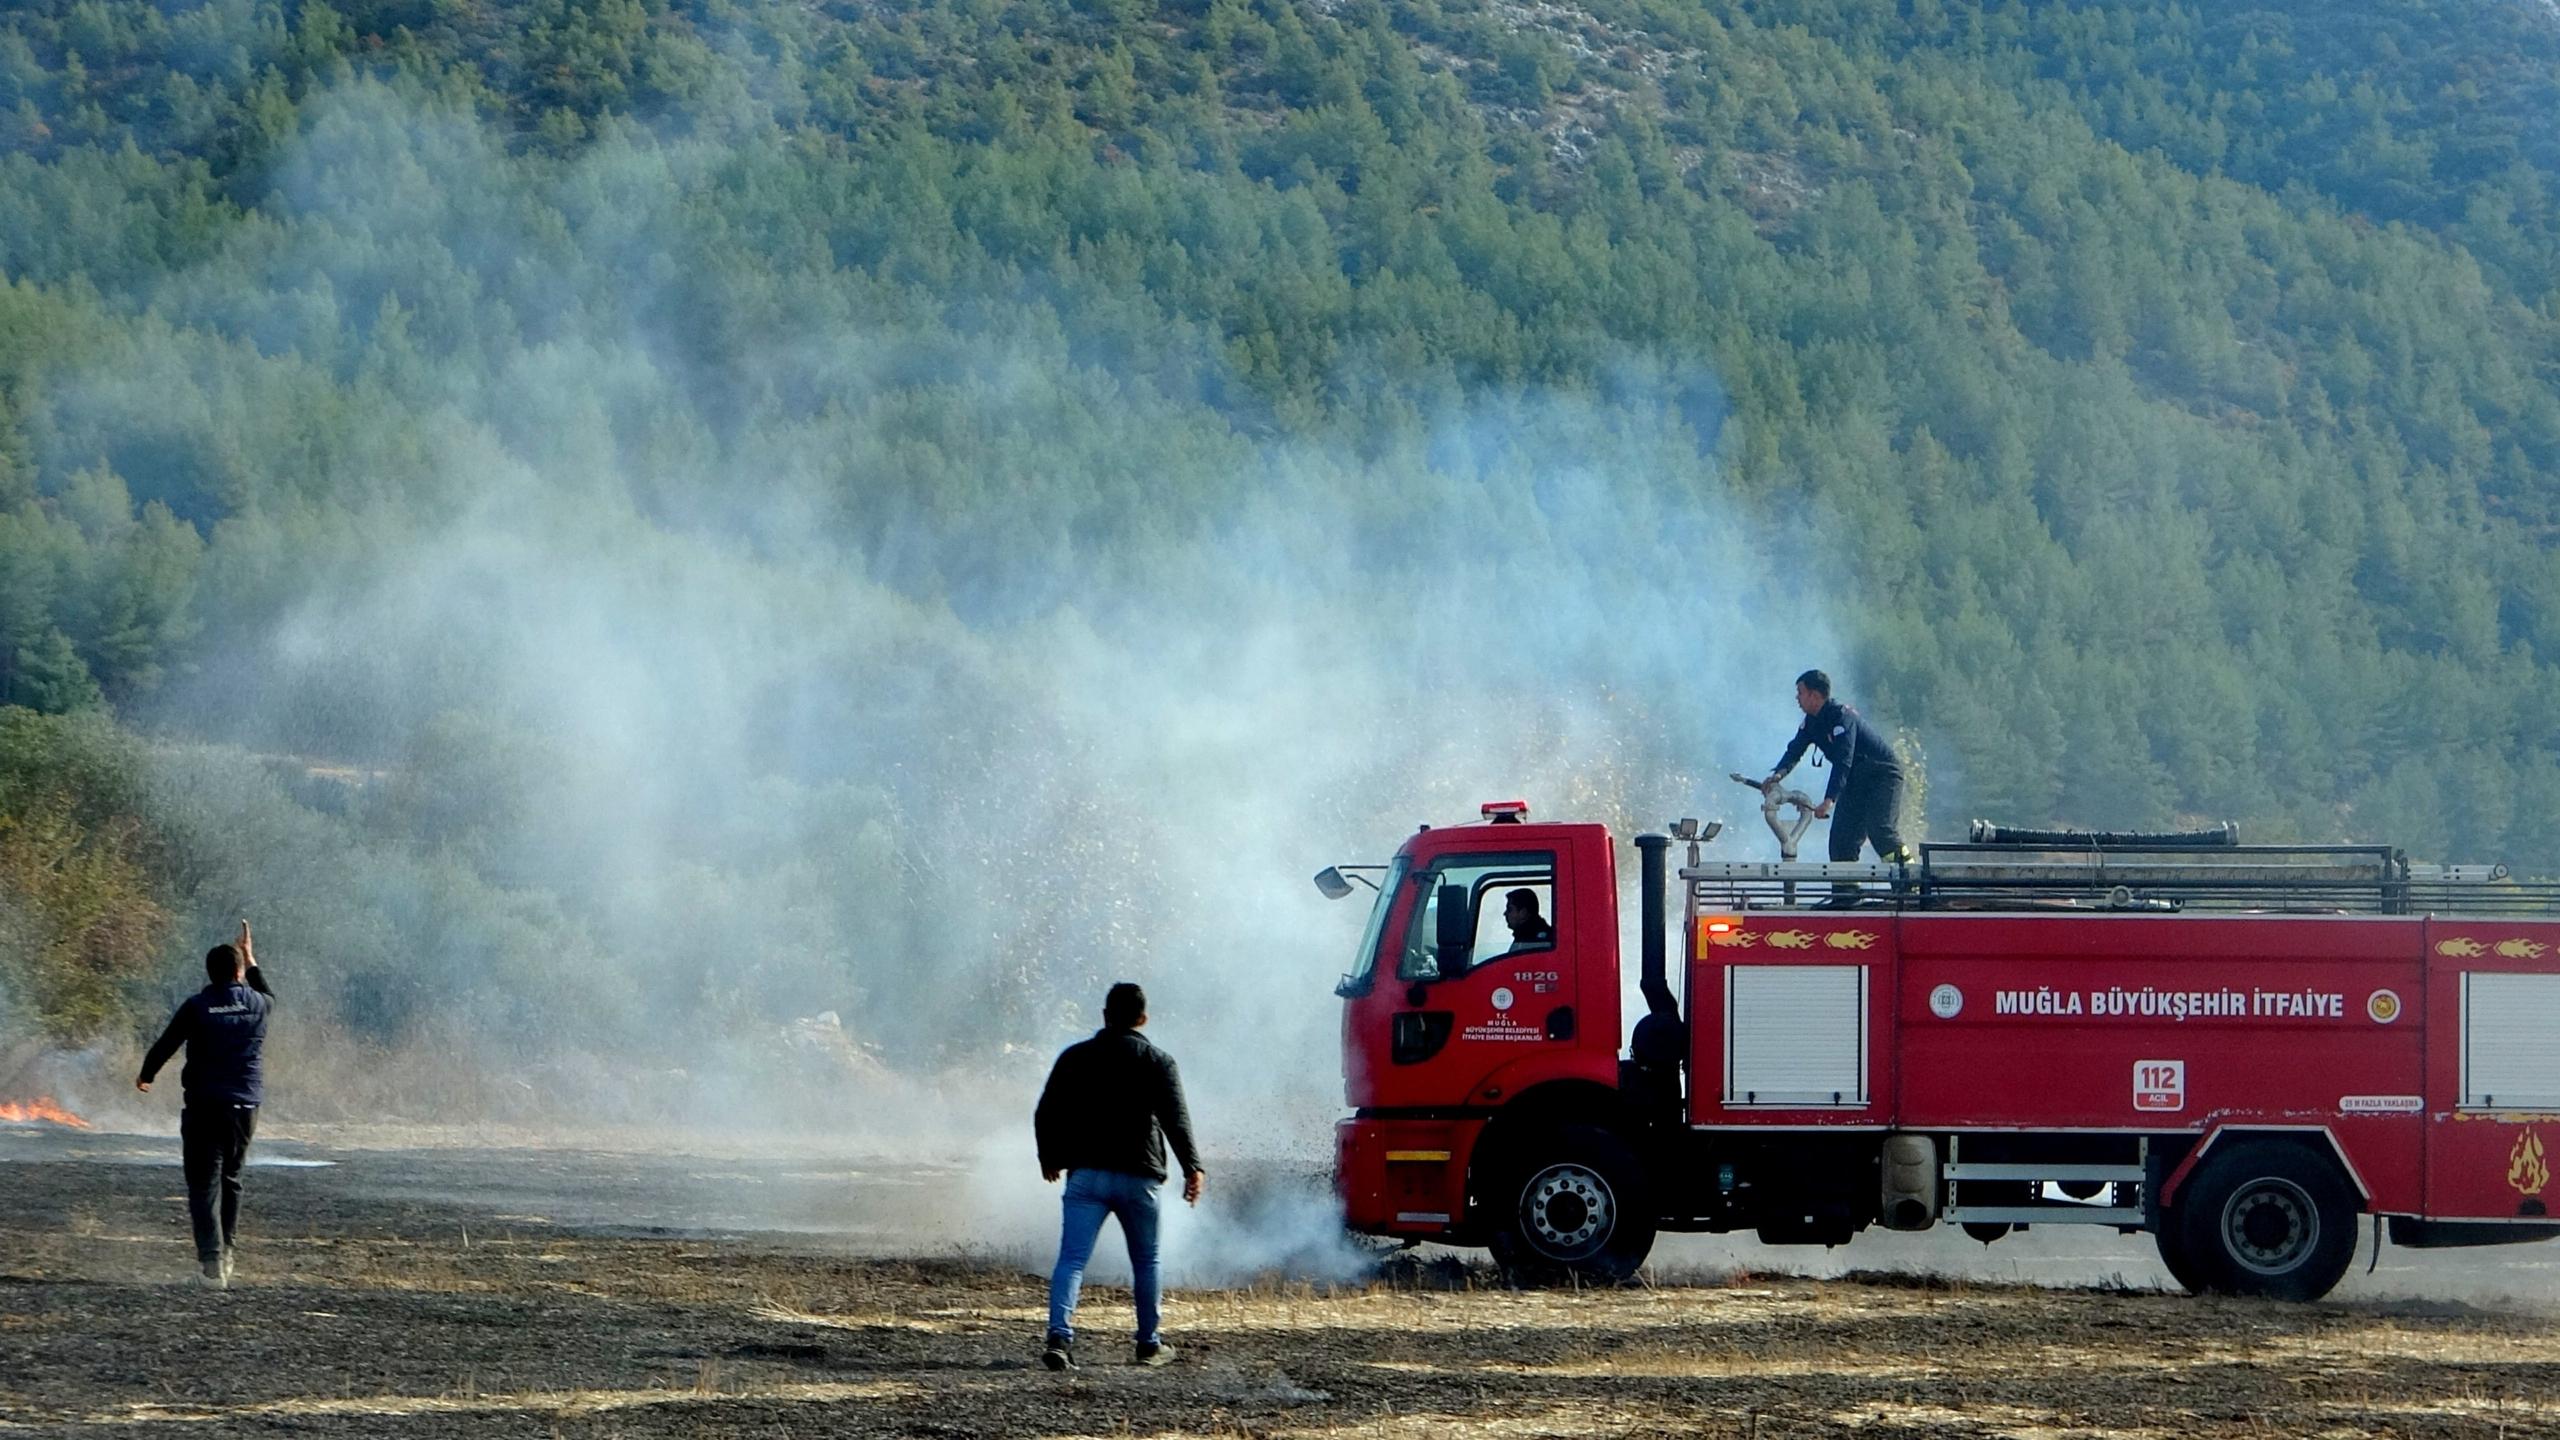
[1682,843,2560,916]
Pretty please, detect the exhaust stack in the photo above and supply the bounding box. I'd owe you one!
[1635,833,1674,1018]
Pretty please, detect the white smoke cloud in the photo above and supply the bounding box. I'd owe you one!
[43,80,1855,1278]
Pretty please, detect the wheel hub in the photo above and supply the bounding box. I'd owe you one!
[1522,1162,1615,1257]
[2222,1178,2317,1274]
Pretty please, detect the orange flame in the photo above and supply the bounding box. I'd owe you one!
[0,1096,92,1129]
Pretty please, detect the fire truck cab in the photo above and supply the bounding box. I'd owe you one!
[1328,805,2560,1300]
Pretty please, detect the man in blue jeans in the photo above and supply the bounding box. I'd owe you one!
[1033,982,1205,1370]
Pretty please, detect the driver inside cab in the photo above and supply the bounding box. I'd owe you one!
[1500,888,1554,956]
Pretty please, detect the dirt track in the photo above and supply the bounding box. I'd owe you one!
[6,1126,2559,1438]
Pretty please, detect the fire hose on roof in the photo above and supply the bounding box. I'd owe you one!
[1968,821,2240,849]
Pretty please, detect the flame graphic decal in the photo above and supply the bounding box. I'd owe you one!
[1824,931,1877,950]
[2511,1128,2551,1198]
[1766,930,1815,950]
[1716,932,1759,948]
[2436,938,2487,957]
[2494,939,2550,959]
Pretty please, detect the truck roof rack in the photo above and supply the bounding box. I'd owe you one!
[1682,842,2560,917]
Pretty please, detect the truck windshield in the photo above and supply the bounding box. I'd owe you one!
[1334,856,1410,997]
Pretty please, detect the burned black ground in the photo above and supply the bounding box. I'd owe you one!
[5,1132,2557,1438]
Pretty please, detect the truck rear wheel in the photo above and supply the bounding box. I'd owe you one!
[2172,1141,2358,1301]
[2152,1221,2215,1294]
[1485,1124,1656,1285]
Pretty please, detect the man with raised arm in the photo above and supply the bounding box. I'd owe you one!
[137,920,273,1288]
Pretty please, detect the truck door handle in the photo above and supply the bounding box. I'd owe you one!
[1545,1006,1576,1040]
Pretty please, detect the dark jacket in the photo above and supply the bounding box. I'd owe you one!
[138,970,273,1107]
[1034,1026,1201,1182]
[1774,699,1902,803]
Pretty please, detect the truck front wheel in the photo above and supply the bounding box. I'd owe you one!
[2172,1141,2358,1301]
[1485,1124,1656,1285]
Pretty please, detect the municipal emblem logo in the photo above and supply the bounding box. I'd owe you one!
[1489,987,1515,1012]
[1928,984,1964,1020]
[2367,989,2402,1025]
[2511,1128,2551,1198]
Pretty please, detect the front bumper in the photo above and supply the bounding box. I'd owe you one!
[1335,1115,1486,1240]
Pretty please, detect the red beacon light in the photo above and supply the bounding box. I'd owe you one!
[1480,800,1530,824]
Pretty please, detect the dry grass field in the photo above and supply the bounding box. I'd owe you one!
[5,1131,2558,1439]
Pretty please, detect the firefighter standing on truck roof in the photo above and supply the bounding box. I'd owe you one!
[1766,669,1910,866]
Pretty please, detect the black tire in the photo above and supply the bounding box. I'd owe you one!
[2152,1220,2216,1294]
[2173,1140,2359,1302]
[1484,1124,1657,1285]
[1960,1180,2029,1244]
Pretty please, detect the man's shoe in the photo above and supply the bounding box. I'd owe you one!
[1041,1336,1074,1371]
[219,1251,235,1283]
[1132,1341,1174,1367]
[198,1258,226,1288]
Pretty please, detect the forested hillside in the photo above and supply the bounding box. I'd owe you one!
[0,0,2554,1108]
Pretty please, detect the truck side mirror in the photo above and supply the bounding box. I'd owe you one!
[1434,882,1473,978]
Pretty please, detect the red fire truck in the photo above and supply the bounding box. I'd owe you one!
[1322,803,2560,1300]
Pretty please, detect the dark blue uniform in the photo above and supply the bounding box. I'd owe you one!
[1774,700,1909,863]
[139,971,272,1265]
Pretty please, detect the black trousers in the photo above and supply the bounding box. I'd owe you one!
[180,1104,257,1262]
[1828,772,1909,864]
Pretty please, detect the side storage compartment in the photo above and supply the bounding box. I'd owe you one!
[1689,916,1897,1130]
[2424,928,2560,1224]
